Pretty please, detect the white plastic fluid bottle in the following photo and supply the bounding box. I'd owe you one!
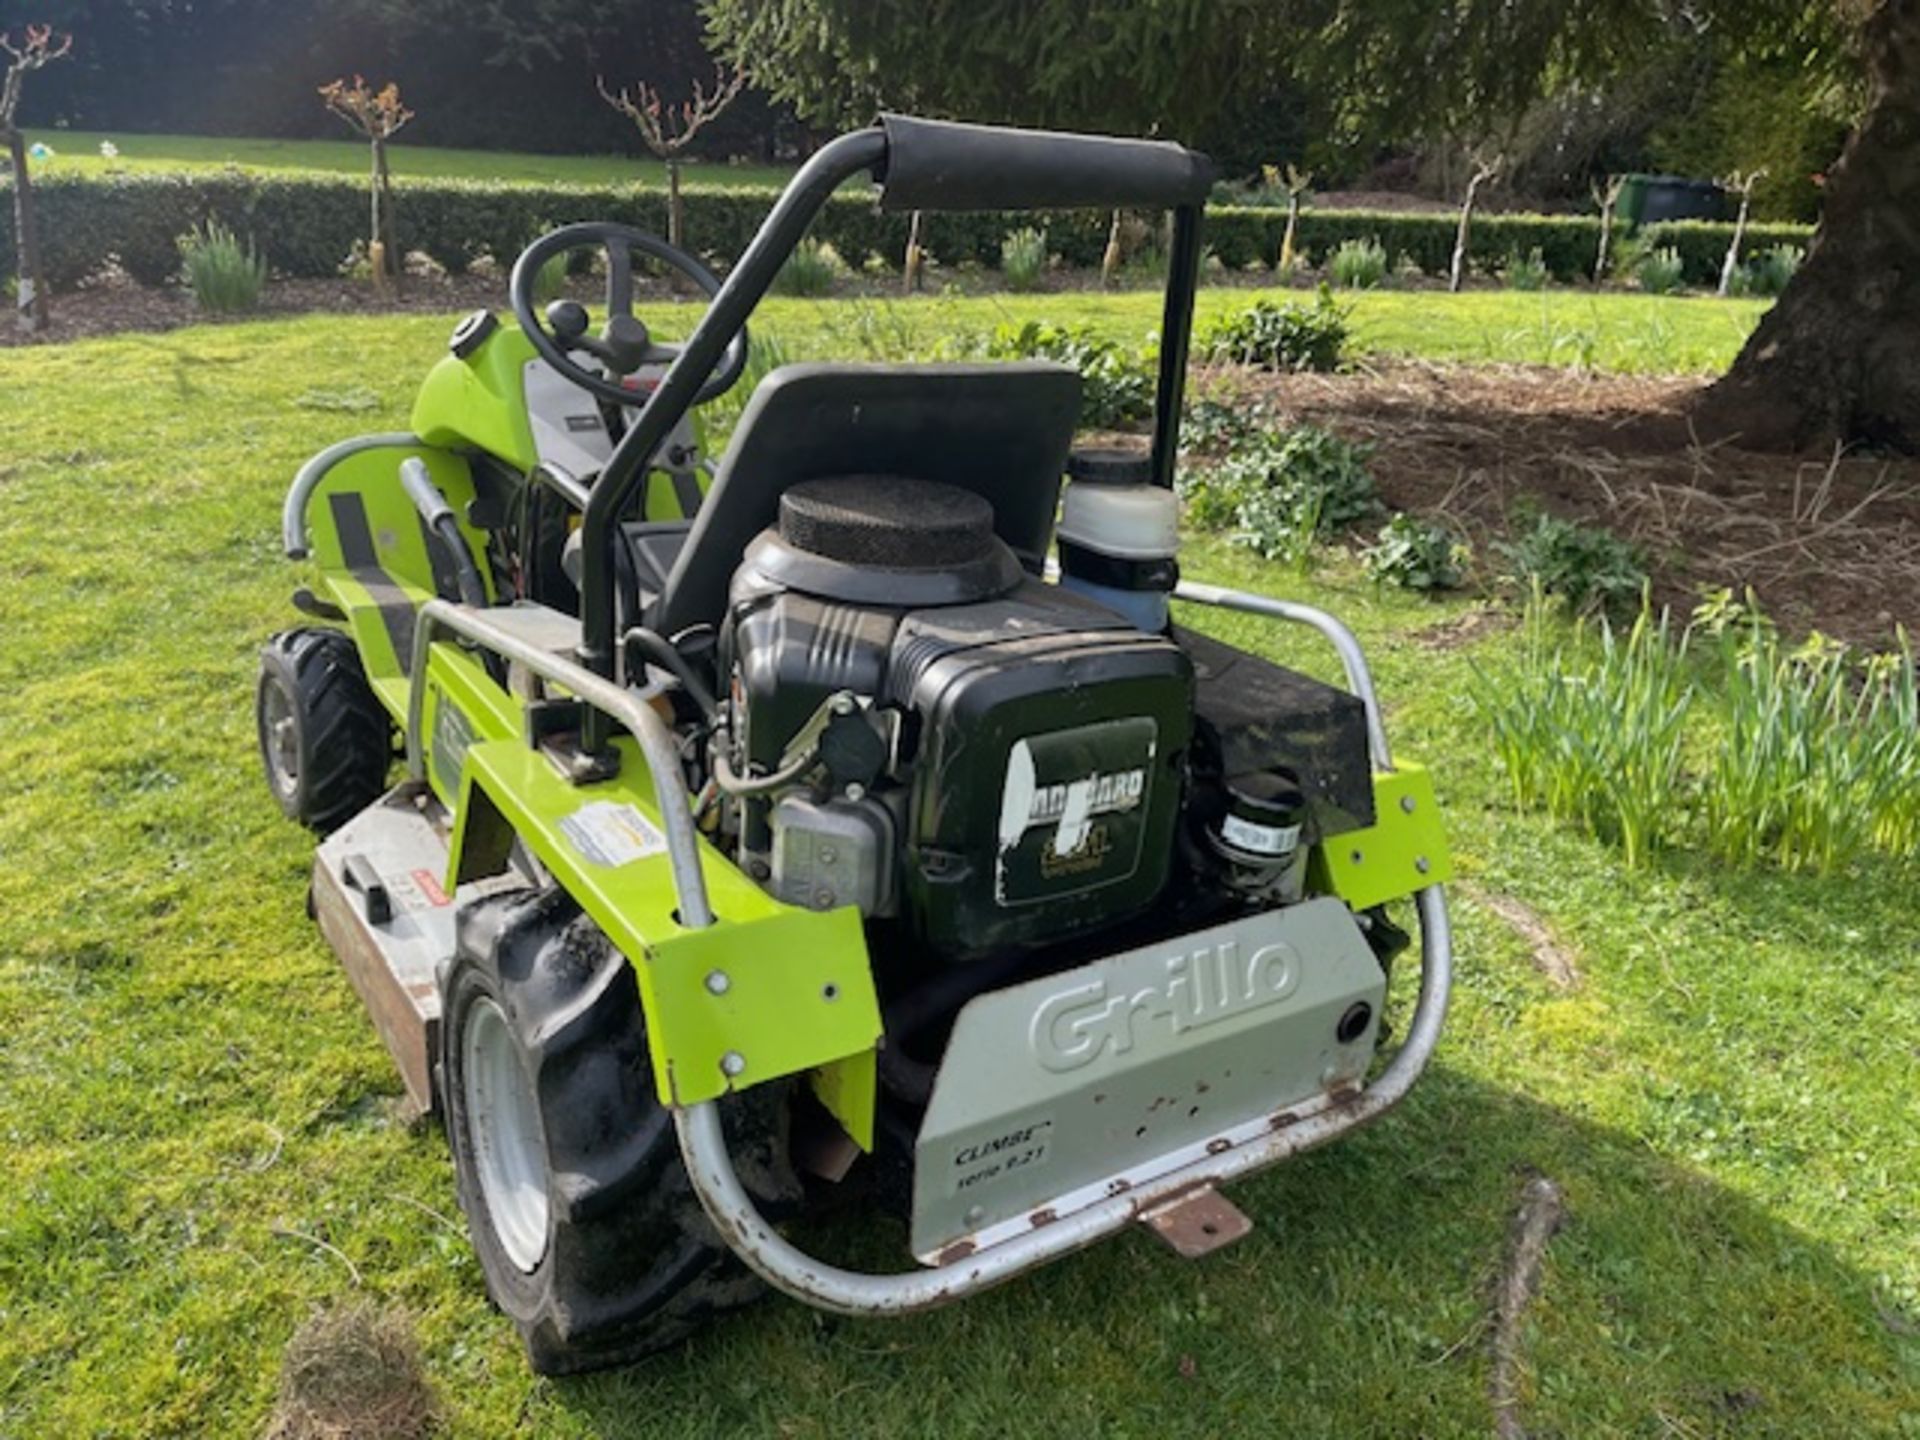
[1055,448,1180,632]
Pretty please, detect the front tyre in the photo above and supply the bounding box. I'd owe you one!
[441,887,799,1374]
[256,627,391,833]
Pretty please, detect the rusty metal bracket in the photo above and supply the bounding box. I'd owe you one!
[1140,1186,1253,1259]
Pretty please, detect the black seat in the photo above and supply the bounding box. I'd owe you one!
[648,361,1083,636]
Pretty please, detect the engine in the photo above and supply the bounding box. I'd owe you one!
[713,473,1375,965]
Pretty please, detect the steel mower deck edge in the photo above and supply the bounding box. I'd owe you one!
[257,113,1454,1372]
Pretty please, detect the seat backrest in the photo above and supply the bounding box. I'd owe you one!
[650,361,1082,635]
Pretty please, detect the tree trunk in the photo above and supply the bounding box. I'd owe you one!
[1593,186,1617,286]
[1717,185,1754,298]
[1101,208,1123,288]
[903,209,924,294]
[1697,0,1920,451]
[372,135,399,287]
[667,158,684,250]
[1281,193,1302,274]
[1450,168,1493,294]
[7,128,48,333]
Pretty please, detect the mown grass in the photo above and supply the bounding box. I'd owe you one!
[23,127,797,190]
[704,286,1765,376]
[1,310,1911,1437]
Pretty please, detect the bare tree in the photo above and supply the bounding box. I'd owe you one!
[319,76,414,285]
[1716,167,1767,298]
[1100,209,1125,289]
[2,24,73,333]
[1590,173,1625,286]
[598,65,748,251]
[1449,150,1503,294]
[1277,163,1314,276]
[902,210,926,293]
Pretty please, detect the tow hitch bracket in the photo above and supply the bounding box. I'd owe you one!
[1141,1187,1253,1259]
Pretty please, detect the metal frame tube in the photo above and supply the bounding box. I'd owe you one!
[579,129,890,706]
[676,886,1449,1315]
[404,600,714,927]
[671,588,1447,1315]
[283,432,420,558]
[1149,205,1204,492]
[1173,581,1395,769]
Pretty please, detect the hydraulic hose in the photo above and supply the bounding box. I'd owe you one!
[400,458,489,608]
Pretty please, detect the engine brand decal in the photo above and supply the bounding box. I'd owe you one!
[560,801,668,868]
[1028,936,1304,1073]
[994,718,1156,906]
[949,1117,1054,1197]
[429,693,476,800]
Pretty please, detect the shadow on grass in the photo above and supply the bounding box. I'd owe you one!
[543,1067,1918,1440]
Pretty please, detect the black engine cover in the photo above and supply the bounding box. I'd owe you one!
[727,577,1192,960]
[889,583,1192,959]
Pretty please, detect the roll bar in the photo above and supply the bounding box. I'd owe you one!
[578,117,1213,748]
[875,114,1214,212]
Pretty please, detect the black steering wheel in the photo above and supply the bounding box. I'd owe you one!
[508,221,749,409]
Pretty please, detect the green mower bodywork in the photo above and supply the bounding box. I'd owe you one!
[262,115,1454,1373]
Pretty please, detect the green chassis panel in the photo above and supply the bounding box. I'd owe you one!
[409,320,713,520]
[1308,761,1451,910]
[441,720,882,1110]
[412,326,542,473]
[298,442,495,720]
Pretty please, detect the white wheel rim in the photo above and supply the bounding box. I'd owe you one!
[462,996,551,1272]
[262,682,299,795]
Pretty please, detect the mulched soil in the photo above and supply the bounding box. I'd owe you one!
[0,273,518,347]
[1218,359,1920,645]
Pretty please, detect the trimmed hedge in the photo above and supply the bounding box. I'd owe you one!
[0,171,1814,292]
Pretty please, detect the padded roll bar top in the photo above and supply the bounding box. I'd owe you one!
[875,114,1215,213]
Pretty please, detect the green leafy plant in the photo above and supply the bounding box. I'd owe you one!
[774,238,846,296]
[1496,511,1648,615]
[1502,247,1549,292]
[1181,424,1381,565]
[1635,245,1686,295]
[1362,514,1468,591]
[984,320,1155,429]
[177,220,266,313]
[1329,236,1387,289]
[1700,611,1920,874]
[1201,286,1347,372]
[1000,226,1048,292]
[1745,243,1804,298]
[1472,596,1693,868]
[1181,395,1269,455]
[1479,585,1920,875]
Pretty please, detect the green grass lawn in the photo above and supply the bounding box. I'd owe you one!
[701,285,1766,376]
[1,307,1911,1438]
[23,127,796,190]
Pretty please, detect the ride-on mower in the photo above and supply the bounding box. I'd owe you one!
[258,115,1453,1373]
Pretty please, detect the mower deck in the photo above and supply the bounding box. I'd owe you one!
[311,782,516,1116]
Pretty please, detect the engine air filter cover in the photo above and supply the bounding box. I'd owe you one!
[780,476,995,568]
[742,474,1023,607]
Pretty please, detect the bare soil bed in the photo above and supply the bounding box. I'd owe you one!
[1228,359,1920,645]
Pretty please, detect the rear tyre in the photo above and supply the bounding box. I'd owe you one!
[256,627,392,833]
[441,887,800,1374]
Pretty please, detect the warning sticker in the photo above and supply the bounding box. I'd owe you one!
[559,802,668,868]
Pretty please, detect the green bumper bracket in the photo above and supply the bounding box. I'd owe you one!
[447,736,882,1111]
[1309,761,1451,910]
